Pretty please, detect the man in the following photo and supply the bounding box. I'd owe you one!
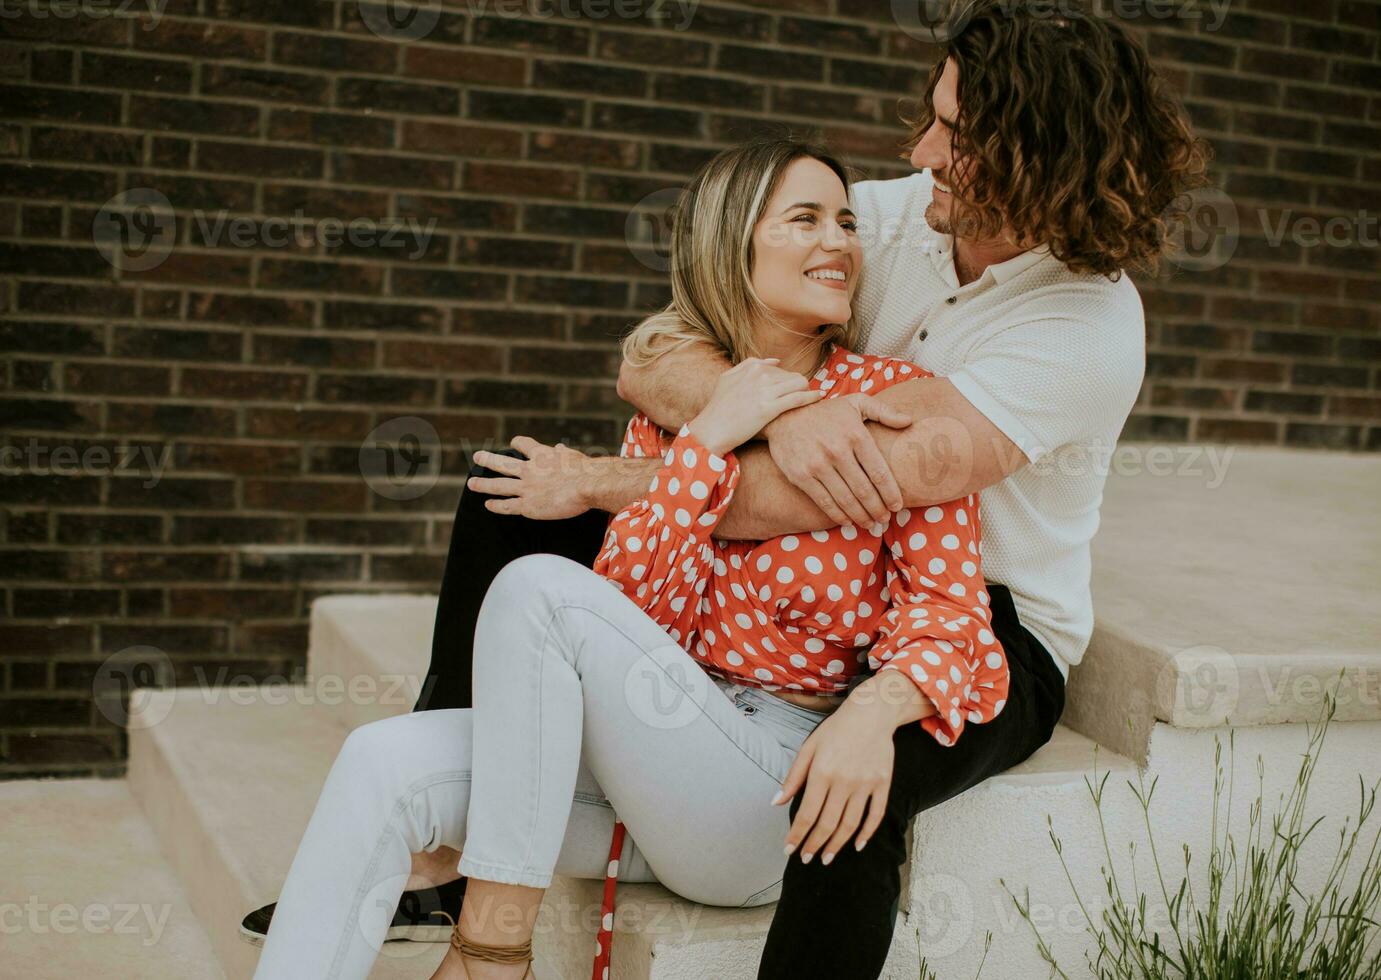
[242,3,1207,977]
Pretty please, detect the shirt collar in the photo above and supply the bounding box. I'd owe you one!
[919,220,1051,288]
[985,243,1050,284]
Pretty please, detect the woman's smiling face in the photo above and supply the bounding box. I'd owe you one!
[749,156,861,336]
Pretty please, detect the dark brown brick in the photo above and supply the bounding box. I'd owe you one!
[79,53,194,93]
[403,47,524,85]
[128,95,261,136]
[464,162,579,199]
[402,121,523,158]
[337,77,460,116]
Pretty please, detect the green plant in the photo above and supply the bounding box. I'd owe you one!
[1003,692,1381,979]
[916,928,990,980]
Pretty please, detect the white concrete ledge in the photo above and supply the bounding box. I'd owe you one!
[1068,446,1381,762]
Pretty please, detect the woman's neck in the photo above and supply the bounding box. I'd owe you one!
[756,323,831,378]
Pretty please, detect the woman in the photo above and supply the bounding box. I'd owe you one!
[251,137,1008,980]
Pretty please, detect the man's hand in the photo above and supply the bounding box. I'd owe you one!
[772,701,895,864]
[467,436,596,520]
[761,393,913,527]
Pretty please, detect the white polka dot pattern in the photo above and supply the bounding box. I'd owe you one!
[592,344,1010,745]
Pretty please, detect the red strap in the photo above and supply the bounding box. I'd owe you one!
[593,819,626,980]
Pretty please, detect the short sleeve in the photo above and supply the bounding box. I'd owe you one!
[947,312,1145,464]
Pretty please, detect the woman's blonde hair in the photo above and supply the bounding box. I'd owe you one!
[622,136,861,369]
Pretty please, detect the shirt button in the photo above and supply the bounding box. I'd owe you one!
[945,296,957,305]
[917,329,929,341]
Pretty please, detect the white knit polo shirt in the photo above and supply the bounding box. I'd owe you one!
[848,170,1147,678]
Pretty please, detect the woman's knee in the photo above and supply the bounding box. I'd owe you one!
[488,552,591,610]
[335,714,418,782]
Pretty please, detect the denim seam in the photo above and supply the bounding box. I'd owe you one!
[457,855,553,890]
[519,600,563,873]
[741,876,785,907]
[327,768,471,978]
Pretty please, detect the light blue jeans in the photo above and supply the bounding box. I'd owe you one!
[253,553,838,979]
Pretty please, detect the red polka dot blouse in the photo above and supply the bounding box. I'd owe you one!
[581,344,1010,979]
[595,343,1010,739]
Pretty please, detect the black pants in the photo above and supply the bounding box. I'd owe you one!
[415,452,1066,980]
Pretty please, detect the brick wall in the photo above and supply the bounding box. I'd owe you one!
[1,0,1378,777]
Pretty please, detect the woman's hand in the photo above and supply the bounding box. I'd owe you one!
[687,358,825,457]
[762,392,913,528]
[772,699,895,864]
[467,436,595,520]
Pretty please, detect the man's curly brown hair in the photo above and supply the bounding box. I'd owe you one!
[901,0,1211,278]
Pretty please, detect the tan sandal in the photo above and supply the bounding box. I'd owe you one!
[450,922,535,979]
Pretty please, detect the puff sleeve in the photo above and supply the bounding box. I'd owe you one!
[592,417,738,644]
[868,495,1009,746]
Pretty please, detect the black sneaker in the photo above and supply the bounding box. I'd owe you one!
[239,877,468,947]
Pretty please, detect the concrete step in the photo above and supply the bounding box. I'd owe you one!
[126,687,447,980]
[303,593,1140,978]
[1,778,221,980]
[307,593,436,731]
[128,686,914,980]
[127,679,1121,977]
